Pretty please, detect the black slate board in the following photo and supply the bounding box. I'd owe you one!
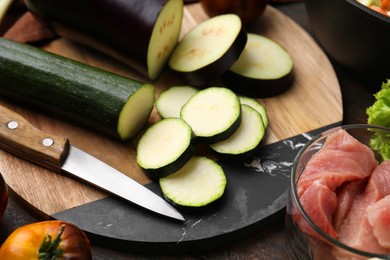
[52,123,340,253]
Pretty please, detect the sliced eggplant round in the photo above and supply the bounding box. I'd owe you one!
[221,33,294,98]
[168,14,247,86]
[239,96,268,128]
[136,118,194,179]
[159,156,227,208]
[180,87,241,143]
[156,85,199,118]
[25,0,184,80]
[210,104,265,157]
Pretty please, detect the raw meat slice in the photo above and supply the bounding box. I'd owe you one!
[297,130,378,197]
[294,129,388,256]
[367,195,390,249]
[324,129,376,155]
[336,192,386,255]
[333,179,367,231]
[336,161,390,256]
[366,160,390,197]
[295,182,338,240]
[298,151,373,196]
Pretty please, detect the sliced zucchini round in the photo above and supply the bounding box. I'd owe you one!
[221,33,294,98]
[169,14,247,86]
[239,96,268,128]
[159,156,227,207]
[210,104,265,157]
[155,86,198,118]
[136,118,194,179]
[180,87,241,143]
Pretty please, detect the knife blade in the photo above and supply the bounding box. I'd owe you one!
[0,104,184,221]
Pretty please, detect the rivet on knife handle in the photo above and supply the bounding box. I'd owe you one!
[0,105,69,172]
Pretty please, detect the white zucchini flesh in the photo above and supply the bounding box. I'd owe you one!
[230,33,293,80]
[118,84,156,140]
[147,0,184,80]
[159,156,227,207]
[180,87,241,142]
[136,118,192,170]
[210,105,265,155]
[239,96,268,128]
[155,86,198,118]
[169,14,243,72]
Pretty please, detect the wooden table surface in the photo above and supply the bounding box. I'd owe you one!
[0,2,382,259]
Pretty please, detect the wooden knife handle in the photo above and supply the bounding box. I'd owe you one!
[0,105,69,172]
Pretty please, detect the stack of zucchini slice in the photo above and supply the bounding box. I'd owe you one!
[136,86,268,208]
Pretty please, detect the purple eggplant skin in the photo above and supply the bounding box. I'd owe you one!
[172,27,248,87]
[220,69,294,98]
[24,0,183,80]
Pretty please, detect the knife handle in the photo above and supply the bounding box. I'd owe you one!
[0,105,70,172]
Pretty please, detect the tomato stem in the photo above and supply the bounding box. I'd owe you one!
[37,224,65,260]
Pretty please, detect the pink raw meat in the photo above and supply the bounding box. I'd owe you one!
[298,151,373,196]
[336,192,386,255]
[333,179,367,232]
[367,195,390,249]
[295,182,338,240]
[297,130,377,197]
[295,130,378,241]
[336,161,390,256]
[366,160,390,197]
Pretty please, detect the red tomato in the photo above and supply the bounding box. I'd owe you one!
[0,220,92,259]
[200,0,269,23]
[0,172,8,220]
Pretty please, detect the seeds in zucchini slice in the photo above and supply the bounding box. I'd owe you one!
[210,105,265,156]
[180,87,241,143]
[239,96,268,128]
[169,14,247,86]
[159,156,227,207]
[156,86,198,118]
[221,33,293,98]
[136,118,194,178]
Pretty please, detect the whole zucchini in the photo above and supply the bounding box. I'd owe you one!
[24,0,184,80]
[0,37,155,140]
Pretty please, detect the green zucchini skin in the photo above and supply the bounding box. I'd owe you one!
[142,144,195,181]
[24,0,184,80]
[0,37,155,140]
[159,156,227,209]
[210,105,266,160]
[180,87,242,144]
[136,118,195,181]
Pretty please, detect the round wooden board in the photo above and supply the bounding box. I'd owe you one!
[0,4,342,226]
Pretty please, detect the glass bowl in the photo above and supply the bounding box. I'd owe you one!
[285,124,390,259]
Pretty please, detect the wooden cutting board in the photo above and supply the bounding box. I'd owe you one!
[0,3,342,252]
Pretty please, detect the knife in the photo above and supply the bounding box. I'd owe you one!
[0,104,184,221]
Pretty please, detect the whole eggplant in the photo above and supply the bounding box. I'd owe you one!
[24,0,184,80]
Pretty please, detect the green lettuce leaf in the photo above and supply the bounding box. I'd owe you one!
[366,79,390,160]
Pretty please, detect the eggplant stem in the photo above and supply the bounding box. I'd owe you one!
[38,224,65,260]
[0,0,14,24]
